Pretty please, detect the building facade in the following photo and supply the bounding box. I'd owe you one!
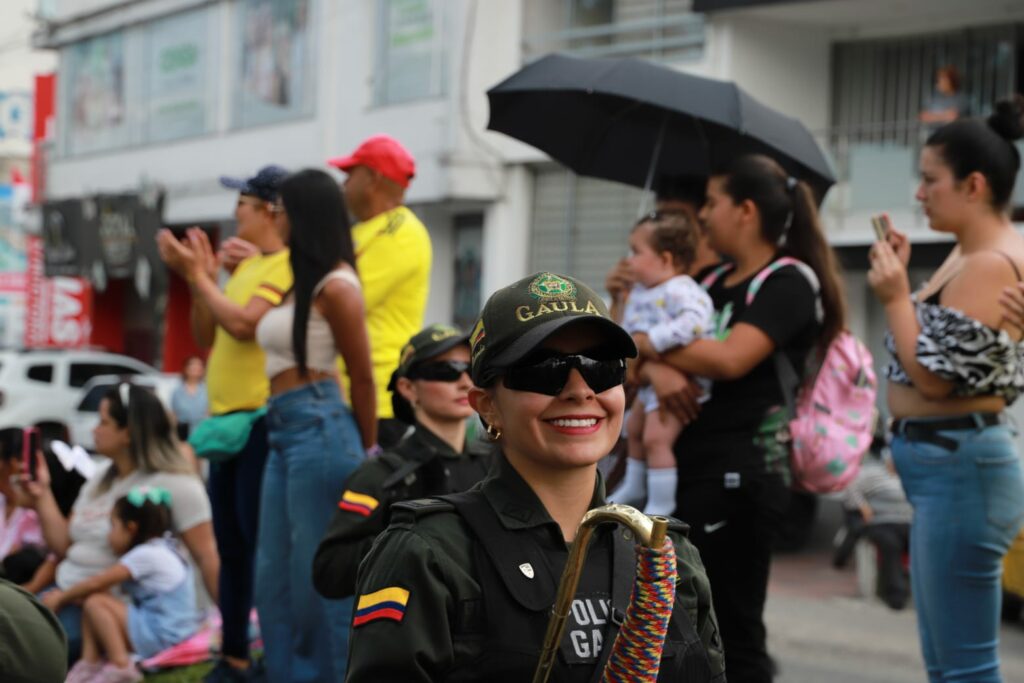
[33,0,1024,383]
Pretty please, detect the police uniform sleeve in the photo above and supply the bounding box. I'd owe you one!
[344,524,459,683]
[672,533,727,681]
[313,462,392,599]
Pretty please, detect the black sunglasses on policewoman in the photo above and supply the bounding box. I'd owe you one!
[407,360,470,382]
[502,353,626,396]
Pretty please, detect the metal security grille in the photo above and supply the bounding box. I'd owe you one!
[530,167,644,294]
[831,23,1020,146]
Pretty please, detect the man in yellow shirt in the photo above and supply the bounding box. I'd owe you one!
[329,135,432,448]
[156,164,291,683]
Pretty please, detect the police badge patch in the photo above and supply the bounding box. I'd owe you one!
[528,273,577,302]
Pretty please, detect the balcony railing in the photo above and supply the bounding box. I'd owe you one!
[818,120,1024,242]
[523,13,705,63]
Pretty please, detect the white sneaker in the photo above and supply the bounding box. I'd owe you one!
[92,662,143,683]
[65,659,103,683]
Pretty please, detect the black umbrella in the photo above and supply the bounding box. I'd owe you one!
[487,53,836,201]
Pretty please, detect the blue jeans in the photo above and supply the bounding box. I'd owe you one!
[255,380,365,683]
[208,415,269,661]
[891,417,1024,682]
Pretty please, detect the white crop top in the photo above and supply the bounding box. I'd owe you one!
[256,268,361,379]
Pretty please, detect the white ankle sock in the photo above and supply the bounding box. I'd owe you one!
[643,468,678,516]
[609,459,647,506]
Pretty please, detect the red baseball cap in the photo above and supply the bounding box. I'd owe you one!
[328,134,416,188]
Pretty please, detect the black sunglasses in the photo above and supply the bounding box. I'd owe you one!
[502,353,626,396]
[407,360,470,382]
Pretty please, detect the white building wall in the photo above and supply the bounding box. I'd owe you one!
[707,16,831,134]
[413,203,454,325]
[481,165,533,299]
[37,0,1024,332]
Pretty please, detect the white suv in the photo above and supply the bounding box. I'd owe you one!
[0,348,158,440]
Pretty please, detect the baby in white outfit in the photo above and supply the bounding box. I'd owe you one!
[610,213,714,515]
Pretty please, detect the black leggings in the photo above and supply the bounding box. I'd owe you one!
[676,473,790,683]
[207,417,269,661]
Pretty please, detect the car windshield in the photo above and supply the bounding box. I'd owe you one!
[78,380,158,412]
[78,384,115,412]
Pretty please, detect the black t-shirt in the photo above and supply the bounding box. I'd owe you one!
[675,260,819,477]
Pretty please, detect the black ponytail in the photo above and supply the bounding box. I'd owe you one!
[926,95,1023,211]
[279,169,356,377]
[719,154,847,349]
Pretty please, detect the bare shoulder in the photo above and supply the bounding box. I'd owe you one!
[942,251,1019,326]
[956,250,1021,286]
[318,266,363,299]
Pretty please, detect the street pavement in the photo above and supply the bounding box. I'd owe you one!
[764,509,1024,683]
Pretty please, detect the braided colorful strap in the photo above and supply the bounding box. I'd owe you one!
[602,537,678,682]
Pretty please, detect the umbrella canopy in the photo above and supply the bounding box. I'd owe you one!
[487,53,836,200]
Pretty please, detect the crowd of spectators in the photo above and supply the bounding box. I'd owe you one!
[2,95,1023,683]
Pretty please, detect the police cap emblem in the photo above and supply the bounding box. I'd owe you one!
[528,273,576,302]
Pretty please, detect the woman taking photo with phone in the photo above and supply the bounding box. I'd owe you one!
[868,97,1024,682]
[18,385,217,663]
[344,272,725,682]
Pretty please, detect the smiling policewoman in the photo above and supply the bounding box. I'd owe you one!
[343,272,725,682]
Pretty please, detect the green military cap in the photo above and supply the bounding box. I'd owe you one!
[469,272,637,386]
[388,324,471,424]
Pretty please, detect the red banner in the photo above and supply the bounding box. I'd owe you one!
[0,272,25,293]
[24,236,92,348]
[32,73,55,204]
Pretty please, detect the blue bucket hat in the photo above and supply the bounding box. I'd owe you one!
[219,165,289,202]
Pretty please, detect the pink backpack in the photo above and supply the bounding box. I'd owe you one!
[702,257,877,493]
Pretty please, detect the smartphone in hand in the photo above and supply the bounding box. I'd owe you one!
[871,213,893,242]
[21,427,40,481]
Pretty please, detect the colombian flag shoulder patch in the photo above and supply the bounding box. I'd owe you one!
[354,587,410,627]
[338,490,380,517]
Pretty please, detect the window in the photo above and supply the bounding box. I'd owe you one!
[77,383,115,412]
[523,0,704,63]
[59,6,219,155]
[26,364,54,384]
[375,0,447,106]
[143,7,216,143]
[829,23,1022,215]
[530,167,644,294]
[452,215,483,332]
[232,0,315,128]
[61,30,129,155]
[77,379,157,411]
[831,24,1019,145]
[68,364,142,389]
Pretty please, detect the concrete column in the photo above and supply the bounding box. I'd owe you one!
[481,164,532,299]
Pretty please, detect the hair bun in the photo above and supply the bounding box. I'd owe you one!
[988,95,1024,142]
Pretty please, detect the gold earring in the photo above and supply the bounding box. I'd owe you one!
[485,424,502,441]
